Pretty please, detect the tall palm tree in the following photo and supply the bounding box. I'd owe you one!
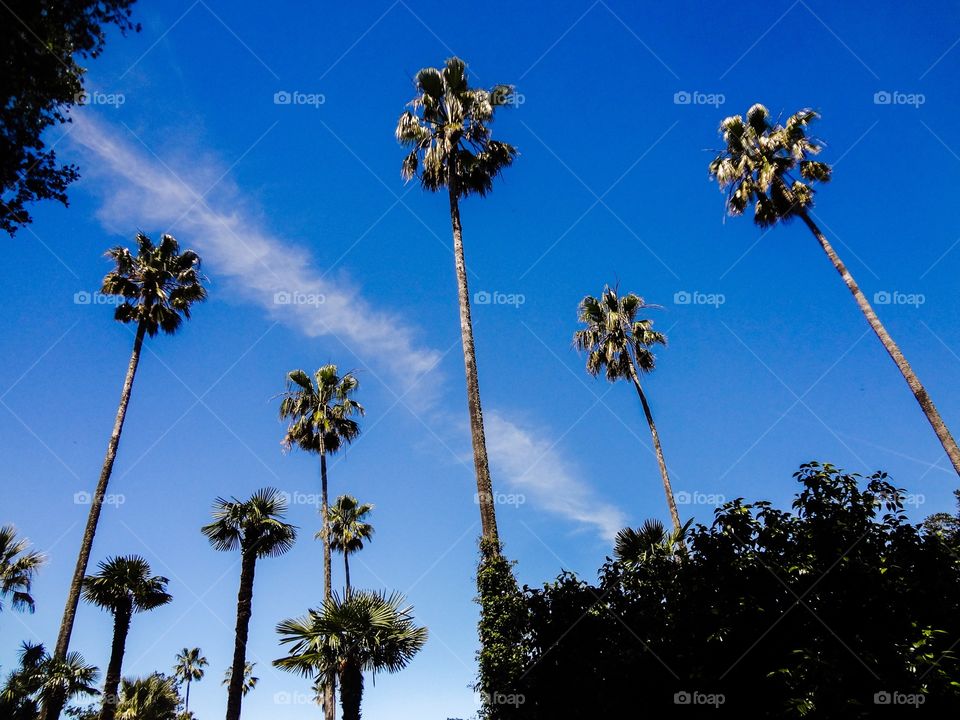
[0,642,99,720]
[221,662,258,697]
[396,57,518,547]
[326,495,374,593]
[47,233,205,720]
[115,674,178,720]
[574,286,681,532]
[275,590,427,720]
[201,488,296,720]
[81,556,172,720]
[0,524,46,613]
[709,104,960,477]
[172,648,207,715]
[279,365,363,720]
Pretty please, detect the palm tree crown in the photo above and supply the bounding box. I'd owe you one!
[0,525,46,613]
[115,674,178,720]
[173,647,207,685]
[279,366,364,455]
[81,556,172,614]
[574,286,666,381]
[201,488,297,559]
[326,496,374,557]
[0,642,99,716]
[101,232,206,337]
[708,103,831,227]
[396,56,517,196]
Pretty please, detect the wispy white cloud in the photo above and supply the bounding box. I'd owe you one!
[68,113,440,387]
[486,410,627,541]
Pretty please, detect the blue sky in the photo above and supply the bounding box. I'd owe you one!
[3,0,960,717]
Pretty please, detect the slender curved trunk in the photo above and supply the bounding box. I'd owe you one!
[98,604,131,720]
[225,549,256,720]
[344,553,350,594]
[798,210,960,477]
[43,322,146,720]
[448,179,499,545]
[184,678,191,714]
[319,450,335,720]
[338,659,364,720]
[627,359,681,533]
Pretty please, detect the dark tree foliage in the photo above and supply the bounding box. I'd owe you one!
[514,463,960,718]
[0,0,139,235]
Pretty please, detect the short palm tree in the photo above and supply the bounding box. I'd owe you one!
[202,488,296,720]
[396,57,518,547]
[0,524,46,613]
[115,674,178,720]
[326,495,374,593]
[275,590,428,720]
[709,104,960,477]
[49,233,204,720]
[82,556,172,720]
[574,286,681,532]
[0,642,99,720]
[221,662,258,697]
[172,648,207,715]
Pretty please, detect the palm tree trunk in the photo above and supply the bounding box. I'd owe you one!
[99,605,131,720]
[338,660,364,720]
[798,210,960,476]
[627,360,681,532]
[448,180,499,545]
[319,450,335,720]
[184,678,191,714]
[43,322,146,720]
[344,553,350,594]
[225,549,256,720]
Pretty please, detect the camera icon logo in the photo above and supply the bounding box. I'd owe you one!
[873,290,891,305]
[274,91,292,105]
[674,290,692,305]
[874,691,891,705]
[74,491,92,505]
[673,691,692,705]
[74,291,92,305]
[673,91,692,105]
[873,91,892,105]
[474,291,491,305]
[273,291,292,305]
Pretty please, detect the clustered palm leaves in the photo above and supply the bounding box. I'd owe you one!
[710,104,960,477]
[326,495,374,593]
[396,57,517,196]
[221,662,258,697]
[614,518,691,566]
[202,488,296,720]
[115,674,178,720]
[46,233,205,720]
[574,286,681,532]
[708,103,830,227]
[0,642,99,720]
[275,590,427,720]
[0,525,46,614]
[82,556,171,720]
